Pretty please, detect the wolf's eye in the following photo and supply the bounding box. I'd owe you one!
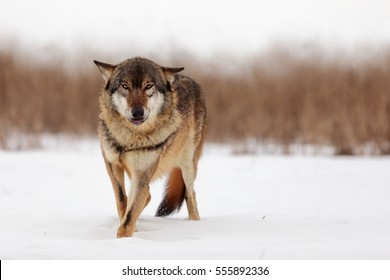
[121,83,129,90]
[144,83,154,90]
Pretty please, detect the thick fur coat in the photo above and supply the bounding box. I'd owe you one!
[94,57,206,237]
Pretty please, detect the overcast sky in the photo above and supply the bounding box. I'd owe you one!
[1,0,390,57]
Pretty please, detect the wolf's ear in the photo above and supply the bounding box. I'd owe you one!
[162,66,184,83]
[94,60,116,82]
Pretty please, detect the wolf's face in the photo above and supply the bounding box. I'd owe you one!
[94,58,183,126]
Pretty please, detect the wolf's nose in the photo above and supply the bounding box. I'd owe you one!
[131,107,144,119]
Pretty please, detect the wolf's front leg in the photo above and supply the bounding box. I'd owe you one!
[117,153,158,238]
[104,160,127,221]
[117,181,151,238]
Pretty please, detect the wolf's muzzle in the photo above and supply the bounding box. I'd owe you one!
[127,107,148,126]
[132,107,144,119]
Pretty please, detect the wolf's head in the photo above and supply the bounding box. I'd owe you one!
[94,57,184,126]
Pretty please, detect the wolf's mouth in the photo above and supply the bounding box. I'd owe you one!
[125,108,149,126]
[130,117,146,126]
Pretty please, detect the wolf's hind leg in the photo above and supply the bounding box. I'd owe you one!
[181,163,200,220]
[182,126,205,220]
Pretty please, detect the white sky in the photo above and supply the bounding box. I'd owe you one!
[1,0,390,57]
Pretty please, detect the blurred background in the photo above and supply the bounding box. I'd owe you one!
[1,0,390,155]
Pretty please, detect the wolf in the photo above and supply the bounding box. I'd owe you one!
[94,57,206,238]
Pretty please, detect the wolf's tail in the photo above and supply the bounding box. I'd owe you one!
[156,167,186,217]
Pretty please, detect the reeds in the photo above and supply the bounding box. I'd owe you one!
[1,46,389,154]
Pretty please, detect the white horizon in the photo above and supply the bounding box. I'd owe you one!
[1,0,390,58]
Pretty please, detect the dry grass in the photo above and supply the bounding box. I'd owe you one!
[0,51,99,148]
[1,46,390,154]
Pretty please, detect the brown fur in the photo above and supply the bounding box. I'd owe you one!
[94,57,206,238]
[156,167,186,217]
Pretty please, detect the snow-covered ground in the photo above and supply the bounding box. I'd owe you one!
[1,139,389,259]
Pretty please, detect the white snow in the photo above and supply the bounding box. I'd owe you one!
[1,139,390,259]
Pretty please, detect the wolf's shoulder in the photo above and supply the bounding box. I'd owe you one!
[172,75,201,93]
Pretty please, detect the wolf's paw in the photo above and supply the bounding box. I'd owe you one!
[189,213,200,221]
[116,225,134,238]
